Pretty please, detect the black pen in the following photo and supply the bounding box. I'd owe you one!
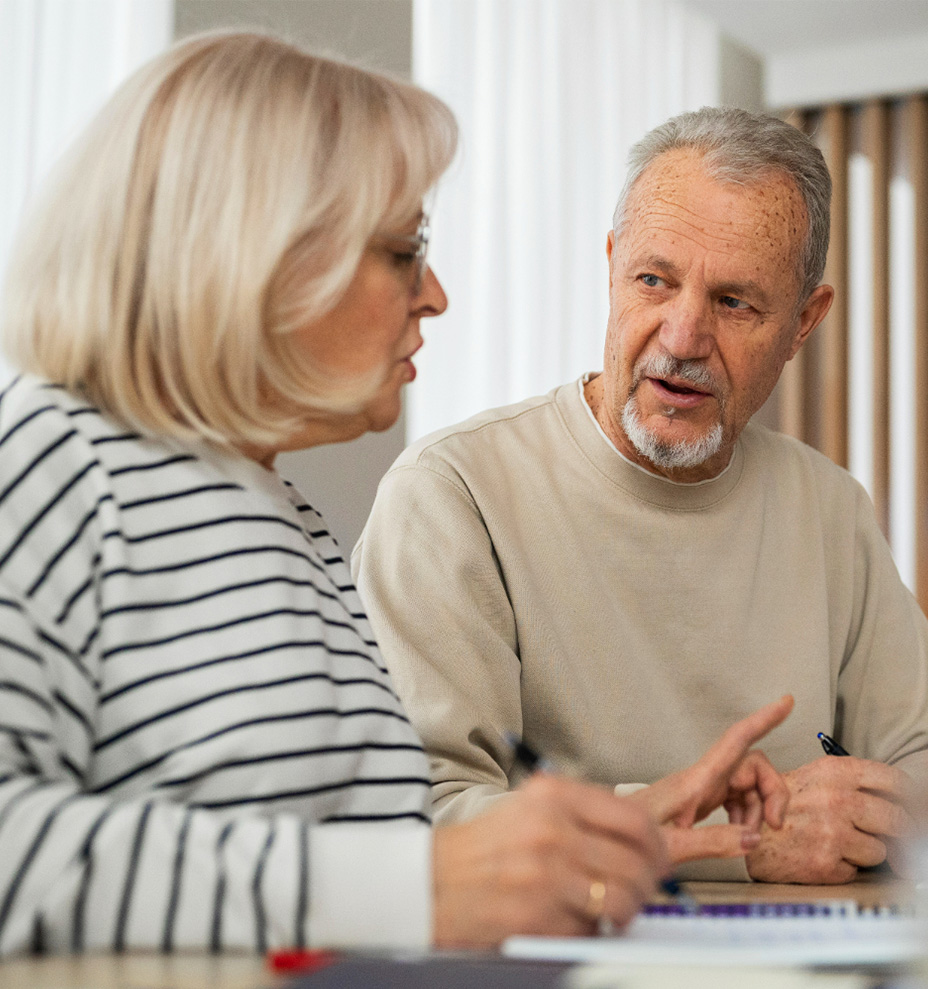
[504,733,699,913]
[507,734,557,774]
[817,732,850,757]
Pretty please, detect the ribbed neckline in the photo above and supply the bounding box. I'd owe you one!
[555,375,745,511]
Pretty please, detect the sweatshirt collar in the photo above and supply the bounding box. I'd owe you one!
[557,374,744,510]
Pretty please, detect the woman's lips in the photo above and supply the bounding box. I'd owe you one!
[400,350,420,381]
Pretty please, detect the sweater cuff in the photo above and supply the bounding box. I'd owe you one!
[671,804,752,881]
[308,823,432,949]
[613,782,649,797]
[613,785,752,882]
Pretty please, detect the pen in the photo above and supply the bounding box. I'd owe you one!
[656,874,701,913]
[506,734,557,774]
[817,732,850,757]
[503,732,698,912]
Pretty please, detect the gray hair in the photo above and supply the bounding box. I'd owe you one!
[612,106,831,302]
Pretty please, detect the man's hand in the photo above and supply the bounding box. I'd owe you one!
[745,756,914,883]
[432,773,668,948]
[632,695,794,862]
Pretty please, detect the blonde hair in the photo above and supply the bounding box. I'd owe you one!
[1,31,457,447]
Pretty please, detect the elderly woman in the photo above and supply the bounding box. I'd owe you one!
[0,31,790,955]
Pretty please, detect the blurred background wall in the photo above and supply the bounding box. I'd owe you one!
[3,0,928,570]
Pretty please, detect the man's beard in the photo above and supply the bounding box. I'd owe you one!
[621,354,724,471]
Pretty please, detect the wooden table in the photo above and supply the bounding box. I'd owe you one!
[0,952,273,989]
[682,871,911,908]
[0,879,914,989]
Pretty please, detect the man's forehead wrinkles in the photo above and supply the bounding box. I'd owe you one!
[622,213,752,256]
[623,211,800,277]
[629,198,762,246]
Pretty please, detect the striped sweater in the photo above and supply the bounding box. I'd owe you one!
[0,376,432,955]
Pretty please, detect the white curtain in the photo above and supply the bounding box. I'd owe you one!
[847,112,919,587]
[0,0,173,385]
[408,0,723,441]
[887,119,919,589]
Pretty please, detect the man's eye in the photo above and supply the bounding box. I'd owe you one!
[720,295,750,310]
[640,273,663,288]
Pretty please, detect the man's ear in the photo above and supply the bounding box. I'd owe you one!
[788,284,834,360]
[606,230,616,293]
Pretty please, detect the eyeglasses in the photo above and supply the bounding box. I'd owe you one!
[377,213,431,294]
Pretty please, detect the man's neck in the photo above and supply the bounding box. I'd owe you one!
[582,373,734,484]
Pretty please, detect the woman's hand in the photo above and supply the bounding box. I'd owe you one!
[431,773,668,948]
[631,695,794,863]
[431,696,791,946]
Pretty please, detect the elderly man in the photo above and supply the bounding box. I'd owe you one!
[352,107,928,883]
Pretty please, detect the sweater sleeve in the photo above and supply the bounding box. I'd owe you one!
[0,585,432,955]
[0,384,433,955]
[352,466,756,881]
[353,463,521,824]
[836,484,928,785]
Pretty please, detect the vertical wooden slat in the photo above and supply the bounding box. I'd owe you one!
[784,93,925,616]
[910,96,928,614]
[819,105,850,468]
[778,109,809,443]
[795,107,829,453]
[862,100,891,536]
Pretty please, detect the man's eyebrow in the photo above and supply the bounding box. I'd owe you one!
[629,253,774,309]
[628,254,683,278]
[714,279,773,309]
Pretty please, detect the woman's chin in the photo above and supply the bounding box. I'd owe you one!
[361,396,403,434]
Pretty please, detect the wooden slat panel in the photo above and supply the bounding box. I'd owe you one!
[778,109,809,443]
[910,96,928,613]
[819,105,850,468]
[862,100,891,536]
[796,107,829,454]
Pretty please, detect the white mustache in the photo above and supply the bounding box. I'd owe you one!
[633,353,719,394]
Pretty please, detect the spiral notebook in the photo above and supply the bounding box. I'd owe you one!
[503,902,922,968]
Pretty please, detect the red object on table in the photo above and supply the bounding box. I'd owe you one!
[267,949,340,973]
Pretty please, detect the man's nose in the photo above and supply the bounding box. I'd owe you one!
[657,290,715,360]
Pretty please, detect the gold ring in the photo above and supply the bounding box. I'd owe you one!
[586,880,607,919]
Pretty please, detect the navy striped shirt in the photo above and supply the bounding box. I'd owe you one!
[0,376,430,953]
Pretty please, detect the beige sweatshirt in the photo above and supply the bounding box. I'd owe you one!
[353,377,928,879]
